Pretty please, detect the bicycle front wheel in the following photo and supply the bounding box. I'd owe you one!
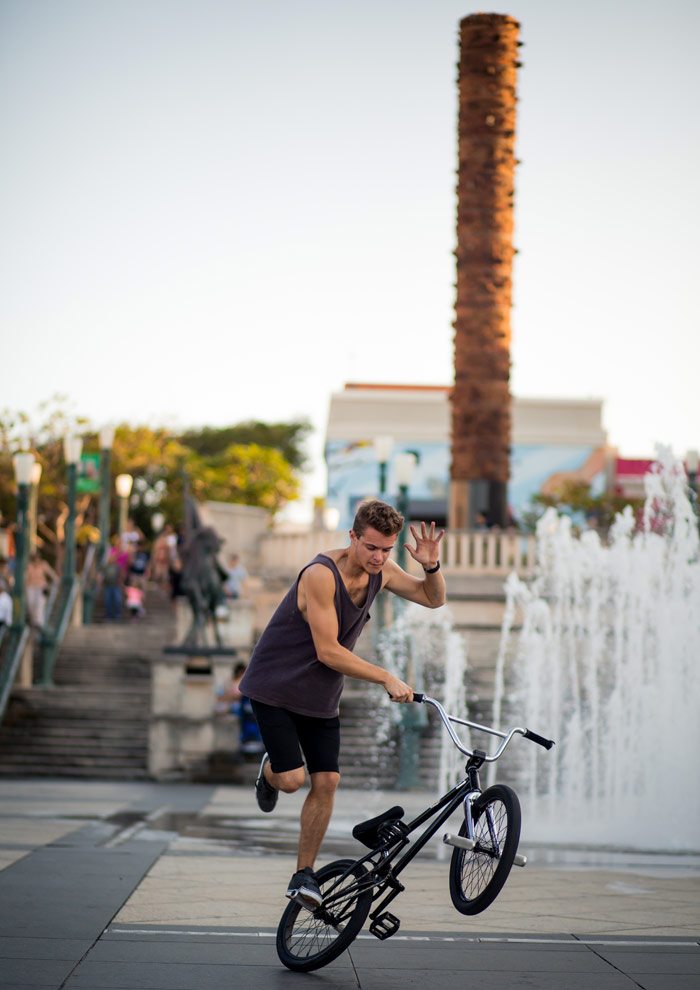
[276,858,372,972]
[449,783,521,915]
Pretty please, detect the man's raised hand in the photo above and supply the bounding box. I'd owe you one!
[404,521,445,571]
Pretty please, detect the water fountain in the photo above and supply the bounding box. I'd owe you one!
[493,449,700,851]
[377,603,469,797]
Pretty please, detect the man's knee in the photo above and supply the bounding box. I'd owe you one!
[310,771,340,797]
[272,766,306,793]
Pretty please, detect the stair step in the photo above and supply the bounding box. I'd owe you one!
[0,591,162,779]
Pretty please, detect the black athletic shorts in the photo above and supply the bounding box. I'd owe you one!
[249,699,340,775]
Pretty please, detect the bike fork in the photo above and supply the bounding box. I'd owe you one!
[462,789,480,841]
[446,787,526,868]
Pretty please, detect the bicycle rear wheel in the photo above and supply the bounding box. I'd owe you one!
[449,783,521,915]
[276,858,372,972]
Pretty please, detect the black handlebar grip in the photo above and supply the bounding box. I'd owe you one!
[524,729,555,750]
[412,692,425,703]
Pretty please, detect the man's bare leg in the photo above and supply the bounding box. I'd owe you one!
[297,771,340,870]
[264,762,305,794]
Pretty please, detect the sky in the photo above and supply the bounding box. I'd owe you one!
[1,0,698,517]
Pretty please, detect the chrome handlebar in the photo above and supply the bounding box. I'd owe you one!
[412,693,554,762]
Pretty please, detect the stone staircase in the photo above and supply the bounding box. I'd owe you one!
[0,587,174,779]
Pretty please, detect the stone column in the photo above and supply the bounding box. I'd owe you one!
[450,13,520,529]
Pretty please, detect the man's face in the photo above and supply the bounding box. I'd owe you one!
[350,525,397,574]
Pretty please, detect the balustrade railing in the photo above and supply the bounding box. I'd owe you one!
[259,528,536,579]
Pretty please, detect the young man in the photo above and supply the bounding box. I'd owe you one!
[239,499,445,910]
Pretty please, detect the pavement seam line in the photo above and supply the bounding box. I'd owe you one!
[347,944,363,987]
[572,933,650,990]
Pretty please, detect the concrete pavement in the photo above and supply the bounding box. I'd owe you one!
[0,778,699,988]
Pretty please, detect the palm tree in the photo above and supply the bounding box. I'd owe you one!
[450,13,520,529]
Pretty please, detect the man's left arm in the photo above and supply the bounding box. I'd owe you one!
[383,521,446,609]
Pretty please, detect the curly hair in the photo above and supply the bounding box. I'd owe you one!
[352,499,404,537]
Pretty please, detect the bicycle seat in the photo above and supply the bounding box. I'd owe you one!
[352,806,405,848]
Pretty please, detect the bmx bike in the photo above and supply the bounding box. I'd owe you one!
[276,692,554,972]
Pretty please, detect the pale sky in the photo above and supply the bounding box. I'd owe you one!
[1,0,698,515]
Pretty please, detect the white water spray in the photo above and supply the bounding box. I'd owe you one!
[498,449,700,850]
[377,602,469,795]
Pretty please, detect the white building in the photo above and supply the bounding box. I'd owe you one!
[326,383,609,529]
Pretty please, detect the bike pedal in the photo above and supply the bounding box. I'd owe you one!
[369,912,401,941]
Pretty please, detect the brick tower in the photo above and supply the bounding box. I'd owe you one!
[449,13,520,529]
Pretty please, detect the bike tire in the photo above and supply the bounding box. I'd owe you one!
[449,783,521,915]
[276,858,373,972]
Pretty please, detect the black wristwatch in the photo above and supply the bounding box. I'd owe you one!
[423,561,440,574]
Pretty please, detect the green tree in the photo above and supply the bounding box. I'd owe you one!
[179,419,311,471]
[0,401,306,552]
[189,443,300,513]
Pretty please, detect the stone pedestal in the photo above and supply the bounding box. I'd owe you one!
[149,598,255,779]
[148,654,238,779]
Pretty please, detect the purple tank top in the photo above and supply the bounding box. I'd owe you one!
[239,554,382,718]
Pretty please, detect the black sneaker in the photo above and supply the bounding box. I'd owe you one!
[286,867,323,911]
[255,753,278,813]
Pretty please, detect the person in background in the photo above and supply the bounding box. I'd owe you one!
[215,661,263,754]
[25,553,58,629]
[125,579,146,619]
[101,546,124,621]
[168,525,184,599]
[150,527,171,587]
[129,539,150,587]
[120,519,143,562]
[0,581,13,628]
[224,553,248,599]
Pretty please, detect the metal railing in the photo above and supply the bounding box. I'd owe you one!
[0,543,99,721]
[0,624,31,722]
[81,541,105,624]
[38,543,96,686]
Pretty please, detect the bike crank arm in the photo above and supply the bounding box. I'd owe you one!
[442,832,527,867]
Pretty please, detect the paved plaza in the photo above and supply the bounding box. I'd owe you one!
[0,778,699,988]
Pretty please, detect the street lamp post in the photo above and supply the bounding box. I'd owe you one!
[38,437,82,685]
[115,473,133,538]
[63,436,83,583]
[83,426,114,625]
[392,450,423,790]
[98,425,115,563]
[11,452,35,629]
[28,461,42,552]
[394,452,417,571]
[373,435,394,496]
[372,436,394,641]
